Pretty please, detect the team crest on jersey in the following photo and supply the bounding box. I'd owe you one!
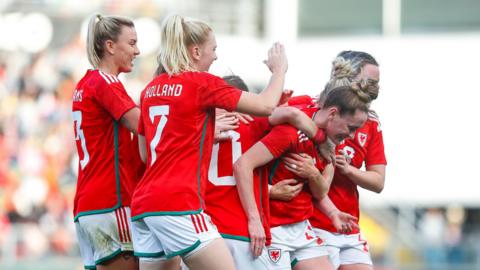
[358,132,367,147]
[268,248,282,263]
[341,146,355,161]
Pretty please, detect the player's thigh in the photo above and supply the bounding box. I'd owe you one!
[225,238,270,270]
[97,251,138,270]
[338,233,372,268]
[293,255,334,270]
[142,212,223,261]
[287,220,330,266]
[183,238,235,270]
[314,228,344,269]
[140,256,181,270]
[339,264,373,270]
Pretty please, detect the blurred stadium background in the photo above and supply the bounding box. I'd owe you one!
[1,0,480,269]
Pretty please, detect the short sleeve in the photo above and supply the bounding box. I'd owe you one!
[287,95,314,107]
[95,81,136,121]
[198,73,242,111]
[260,125,298,158]
[248,117,272,141]
[365,121,387,166]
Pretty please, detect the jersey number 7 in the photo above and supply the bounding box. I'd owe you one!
[149,105,169,166]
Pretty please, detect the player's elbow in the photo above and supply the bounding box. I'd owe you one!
[233,158,246,177]
[259,104,276,116]
[375,184,384,194]
[372,180,385,193]
[282,106,301,121]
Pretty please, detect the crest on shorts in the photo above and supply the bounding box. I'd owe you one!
[268,248,282,263]
[357,132,367,147]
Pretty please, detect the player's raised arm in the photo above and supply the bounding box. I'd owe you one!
[235,42,288,116]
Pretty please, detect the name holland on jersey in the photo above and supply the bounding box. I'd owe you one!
[144,84,182,99]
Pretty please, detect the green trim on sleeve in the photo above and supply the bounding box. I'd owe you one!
[84,265,96,270]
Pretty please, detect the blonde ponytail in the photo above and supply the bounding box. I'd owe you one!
[157,14,212,75]
[85,14,134,68]
[86,14,102,68]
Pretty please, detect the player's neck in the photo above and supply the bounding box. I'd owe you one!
[313,110,328,128]
[98,61,119,77]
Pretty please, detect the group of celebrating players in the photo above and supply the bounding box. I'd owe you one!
[71,13,386,270]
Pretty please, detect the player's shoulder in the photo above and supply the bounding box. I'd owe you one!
[83,70,119,91]
[300,107,319,118]
[288,95,315,107]
[97,70,121,85]
[366,110,382,131]
[270,123,299,140]
[182,71,221,84]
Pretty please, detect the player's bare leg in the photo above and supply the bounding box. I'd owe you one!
[183,238,235,270]
[139,256,181,270]
[293,255,334,270]
[97,251,138,270]
[339,264,373,270]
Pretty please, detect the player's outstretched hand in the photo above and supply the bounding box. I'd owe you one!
[263,42,288,74]
[330,209,359,234]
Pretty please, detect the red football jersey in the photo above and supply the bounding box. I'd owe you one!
[309,117,387,233]
[287,95,316,107]
[205,117,271,243]
[262,108,327,227]
[72,70,137,220]
[131,72,242,219]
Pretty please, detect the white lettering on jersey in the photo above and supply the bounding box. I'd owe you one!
[145,84,183,98]
[73,89,83,102]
